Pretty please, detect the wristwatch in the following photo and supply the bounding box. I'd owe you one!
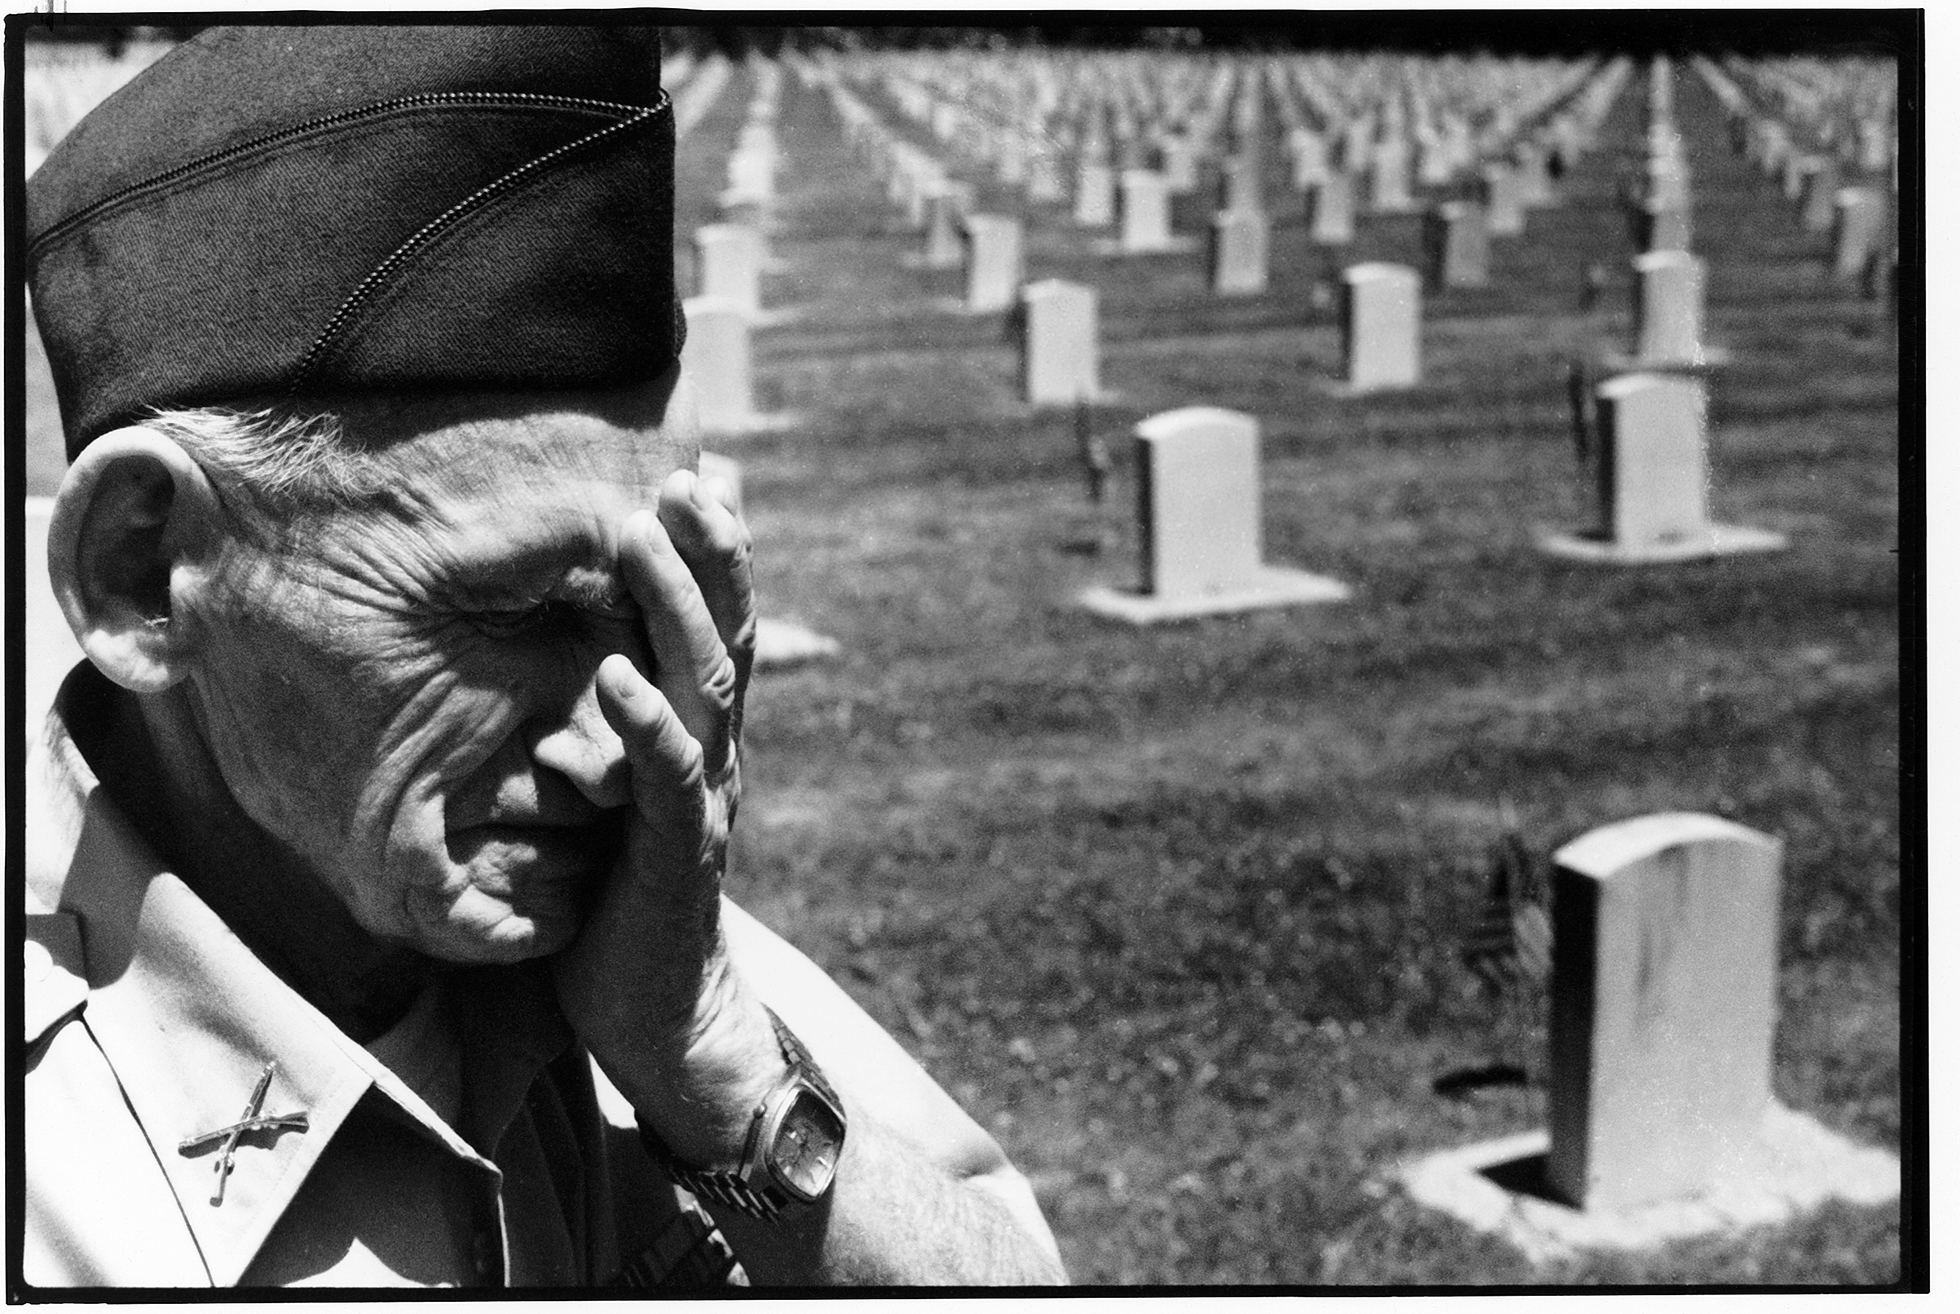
[641,1007,848,1221]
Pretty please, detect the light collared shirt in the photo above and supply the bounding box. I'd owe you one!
[22,664,744,1289]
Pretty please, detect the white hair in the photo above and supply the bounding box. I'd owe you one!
[142,404,392,541]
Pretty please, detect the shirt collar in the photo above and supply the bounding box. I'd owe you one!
[26,664,574,1285]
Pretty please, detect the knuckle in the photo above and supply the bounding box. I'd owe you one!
[701,651,739,708]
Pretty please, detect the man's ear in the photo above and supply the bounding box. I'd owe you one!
[47,425,226,694]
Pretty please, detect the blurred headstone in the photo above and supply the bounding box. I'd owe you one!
[1424,201,1490,290]
[694,223,762,317]
[1119,169,1175,252]
[1219,153,1263,214]
[1020,279,1099,405]
[1370,135,1416,212]
[1630,250,1712,367]
[962,214,1023,313]
[1308,172,1356,245]
[682,295,758,435]
[1546,814,1781,1211]
[1341,262,1422,391]
[1027,147,1065,203]
[1160,131,1199,193]
[1075,159,1116,227]
[1537,373,1786,562]
[1832,187,1885,279]
[1481,163,1526,236]
[1515,140,1556,205]
[1288,126,1329,190]
[1208,208,1270,296]
[1800,157,1840,232]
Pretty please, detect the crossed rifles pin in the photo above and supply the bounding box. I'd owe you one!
[178,1061,311,1206]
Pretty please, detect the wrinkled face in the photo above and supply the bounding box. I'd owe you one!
[183,374,697,964]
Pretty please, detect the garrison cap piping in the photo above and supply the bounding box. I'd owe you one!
[286,90,672,393]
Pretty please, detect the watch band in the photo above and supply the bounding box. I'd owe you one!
[640,1007,838,1222]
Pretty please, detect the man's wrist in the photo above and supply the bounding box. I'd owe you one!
[616,989,787,1169]
[639,1006,850,1221]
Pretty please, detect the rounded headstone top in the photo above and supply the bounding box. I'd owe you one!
[1553,811,1779,880]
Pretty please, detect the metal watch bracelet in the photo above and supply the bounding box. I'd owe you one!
[639,1006,839,1222]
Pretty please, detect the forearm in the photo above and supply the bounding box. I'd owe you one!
[710,1106,1067,1286]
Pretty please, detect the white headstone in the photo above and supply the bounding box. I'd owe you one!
[1160,132,1199,192]
[1308,172,1356,244]
[1631,250,1706,366]
[962,214,1023,313]
[1800,158,1841,232]
[1220,154,1263,215]
[1515,140,1555,205]
[1077,408,1349,623]
[1481,164,1526,236]
[1857,118,1891,174]
[1547,814,1783,1211]
[1289,127,1329,189]
[1594,372,1707,549]
[1209,208,1270,296]
[693,224,762,316]
[1832,187,1885,279]
[1020,279,1099,405]
[1538,372,1786,563]
[1119,169,1175,253]
[1135,407,1260,597]
[1341,262,1421,390]
[1026,148,1065,203]
[681,295,756,434]
[1424,201,1489,289]
[1075,160,1116,227]
[1370,136,1415,212]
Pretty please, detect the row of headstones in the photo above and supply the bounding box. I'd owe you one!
[862,50,1607,200]
[682,62,792,436]
[1076,372,1780,629]
[1705,53,1896,177]
[1690,57,1895,286]
[846,56,1641,323]
[855,51,1623,229]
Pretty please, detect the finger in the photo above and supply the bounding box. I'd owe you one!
[595,653,706,834]
[618,507,734,770]
[658,469,757,685]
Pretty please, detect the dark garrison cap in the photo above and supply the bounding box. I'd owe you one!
[28,25,682,456]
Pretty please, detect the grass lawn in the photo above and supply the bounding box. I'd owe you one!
[691,56,1903,1285]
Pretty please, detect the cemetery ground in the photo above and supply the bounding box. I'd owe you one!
[694,61,1901,1286]
[16,49,1903,1288]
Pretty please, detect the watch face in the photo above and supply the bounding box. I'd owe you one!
[769,1088,846,1201]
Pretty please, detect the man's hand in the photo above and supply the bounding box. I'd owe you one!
[552,466,779,1168]
[551,467,1066,1284]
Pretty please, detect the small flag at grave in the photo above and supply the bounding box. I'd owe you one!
[1462,827,1553,998]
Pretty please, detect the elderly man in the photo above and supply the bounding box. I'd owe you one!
[22,26,1065,1287]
